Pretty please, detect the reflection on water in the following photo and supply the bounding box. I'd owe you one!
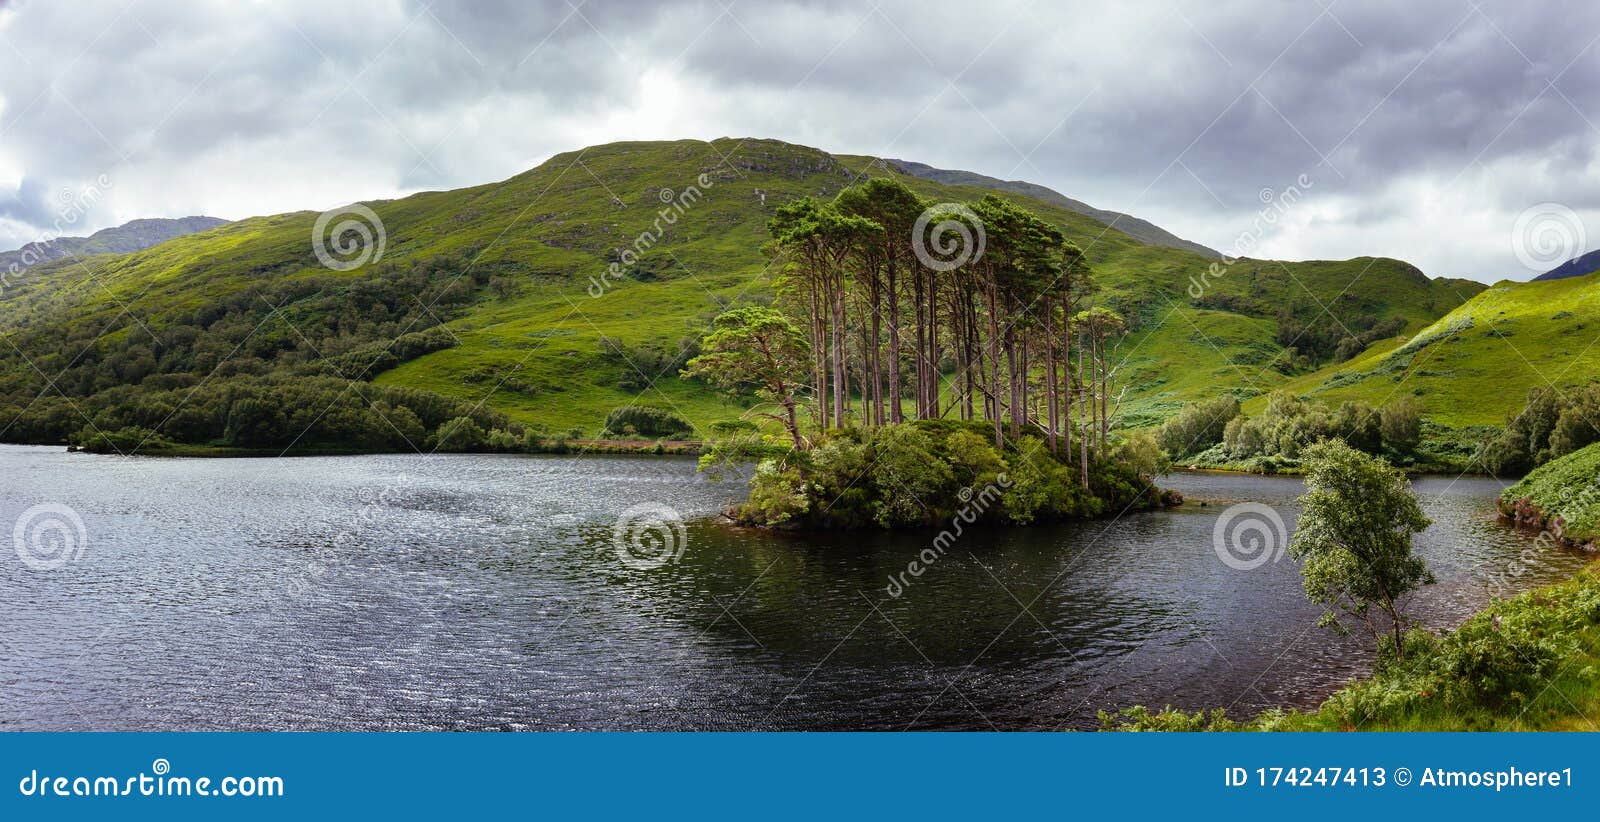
[0,446,1589,730]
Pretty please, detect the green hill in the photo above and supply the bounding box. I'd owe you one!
[0,138,1487,450]
[1272,270,1600,427]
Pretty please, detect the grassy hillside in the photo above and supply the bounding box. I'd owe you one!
[1272,271,1600,427]
[0,138,1487,449]
[1119,257,1482,428]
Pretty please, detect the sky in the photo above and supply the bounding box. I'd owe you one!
[1,0,1598,282]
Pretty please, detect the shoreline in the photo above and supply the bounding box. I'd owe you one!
[31,439,707,459]
[1104,501,1600,732]
[23,439,1496,479]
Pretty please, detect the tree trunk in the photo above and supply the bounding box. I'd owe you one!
[868,271,883,426]
[927,271,940,417]
[1006,326,1021,439]
[1098,333,1109,454]
[811,279,828,430]
[832,273,847,426]
[987,281,1003,447]
[1079,329,1090,486]
[912,274,926,420]
[887,266,903,424]
[1044,302,1058,455]
[782,396,801,448]
[1062,292,1073,461]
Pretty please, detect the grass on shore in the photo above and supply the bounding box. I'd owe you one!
[1499,441,1600,547]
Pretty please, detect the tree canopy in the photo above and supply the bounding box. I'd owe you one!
[1290,439,1434,658]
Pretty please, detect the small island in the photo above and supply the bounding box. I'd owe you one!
[680,179,1175,529]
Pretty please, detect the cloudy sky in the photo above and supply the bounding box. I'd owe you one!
[2,0,1598,282]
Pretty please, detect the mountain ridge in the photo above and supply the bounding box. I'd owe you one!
[1535,249,1600,282]
[1,215,227,276]
[886,158,1221,258]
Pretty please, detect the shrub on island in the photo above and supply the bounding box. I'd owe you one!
[722,420,1170,530]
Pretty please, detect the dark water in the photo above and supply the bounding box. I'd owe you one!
[0,445,1590,731]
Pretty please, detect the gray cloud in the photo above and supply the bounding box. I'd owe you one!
[1,0,1597,281]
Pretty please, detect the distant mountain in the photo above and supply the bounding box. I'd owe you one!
[1534,249,1600,281]
[886,159,1221,258]
[0,216,227,273]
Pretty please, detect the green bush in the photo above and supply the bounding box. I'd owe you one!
[1156,396,1239,458]
[1380,396,1423,453]
[433,416,488,451]
[486,428,521,451]
[729,421,1160,529]
[868,425,954,527]
[1098,706,1239,732]
[742,458,811,526]
[72,425,173,454]
[601,405,694,439]
[1436,613,1568,708]
[708,419,758,436]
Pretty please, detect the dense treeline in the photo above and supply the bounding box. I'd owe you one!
[0,252,514,452]
[1476,384,1600,474]
[1193,287,1413,374]
[1221,393,1421,460]
[757,178,1123,472]
[50,375,512,453]
[1157,391,1422,470]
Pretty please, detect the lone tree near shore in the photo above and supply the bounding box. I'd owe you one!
[1289,439,1434,659]
[682,306,811,448]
